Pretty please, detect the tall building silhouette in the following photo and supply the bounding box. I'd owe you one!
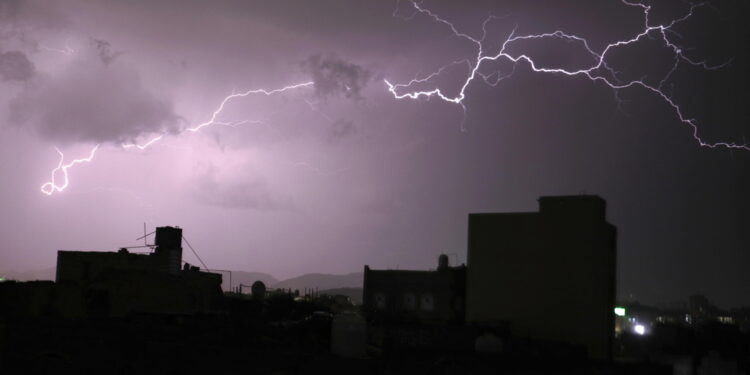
[465,195,617,359]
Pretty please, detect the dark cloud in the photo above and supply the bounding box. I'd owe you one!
[303,54,371,100]
[0,0,68,30]
[0,50,34,81]
[0,0,22,19]
[8,51,181,144]
[0,0,746,306]
[90,38,122,66]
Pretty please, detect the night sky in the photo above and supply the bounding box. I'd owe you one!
[0,0,747,308]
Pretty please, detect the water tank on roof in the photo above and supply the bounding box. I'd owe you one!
[155,226,182,249]
[438,254,449,270]
[154,226,183,274]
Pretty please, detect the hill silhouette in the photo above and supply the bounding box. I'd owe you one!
[2,267,365,297]
[0,267,55,281]
[222,270,278,291]
[272,272,363,292]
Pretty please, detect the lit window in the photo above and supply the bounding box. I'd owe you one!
[614,307,626,316]
[633,324,645,335]
[374,293,386,310]
[403,293,416,310]
[420,294,434,311]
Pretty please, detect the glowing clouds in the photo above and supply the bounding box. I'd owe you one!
[9,40,182,146]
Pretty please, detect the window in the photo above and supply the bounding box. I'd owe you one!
[420,293,434,311]
[403,293,416,310]
[374,293,387,310]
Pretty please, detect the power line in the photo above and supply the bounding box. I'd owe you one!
[181,235,209,271]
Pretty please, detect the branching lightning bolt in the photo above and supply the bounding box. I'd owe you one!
[40,1,747,196]
[40,145,99,196]
[185,82,313,133]
[41,81,313,195]
[121,135,165,150]
[386,0,748,151]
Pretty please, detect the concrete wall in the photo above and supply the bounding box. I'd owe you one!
[465,195,616,360]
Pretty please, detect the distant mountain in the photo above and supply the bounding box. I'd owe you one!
[0,267,56,281]
[318,287,363,305]
[0,267,364,298]
[222,271,278,291]
[272,272,363,293]
[0,267,277,291]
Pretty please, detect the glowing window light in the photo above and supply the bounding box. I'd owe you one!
[614,307,626,316]
[634,324,645,335]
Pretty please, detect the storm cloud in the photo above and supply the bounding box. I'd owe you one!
[303,54,371,100]
[0,50,34,81]
[0,0,746,308]
[8,44,181,145]
[90,38,122,66]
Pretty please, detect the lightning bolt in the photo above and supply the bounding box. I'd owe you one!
[186,82,314,132]
[40,145,99,196]
[121,134,165,150]
[39,39,76,56]
[386,0,748,151]
[42,1,744,195]
[41,81,314,195]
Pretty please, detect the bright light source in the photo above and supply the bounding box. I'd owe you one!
[634,324,645,335]
[614,307,626,316]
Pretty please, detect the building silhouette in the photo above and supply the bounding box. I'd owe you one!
[55,226,222,317]
[363,254,466,325]
[57,226,184,282]
[5,200,744,373]
[465,195,617,360]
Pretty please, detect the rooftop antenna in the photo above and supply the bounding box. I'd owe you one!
[135,229,156,252]
[135,231,155,242]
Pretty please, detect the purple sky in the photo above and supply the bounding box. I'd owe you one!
[0,0,748,308]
